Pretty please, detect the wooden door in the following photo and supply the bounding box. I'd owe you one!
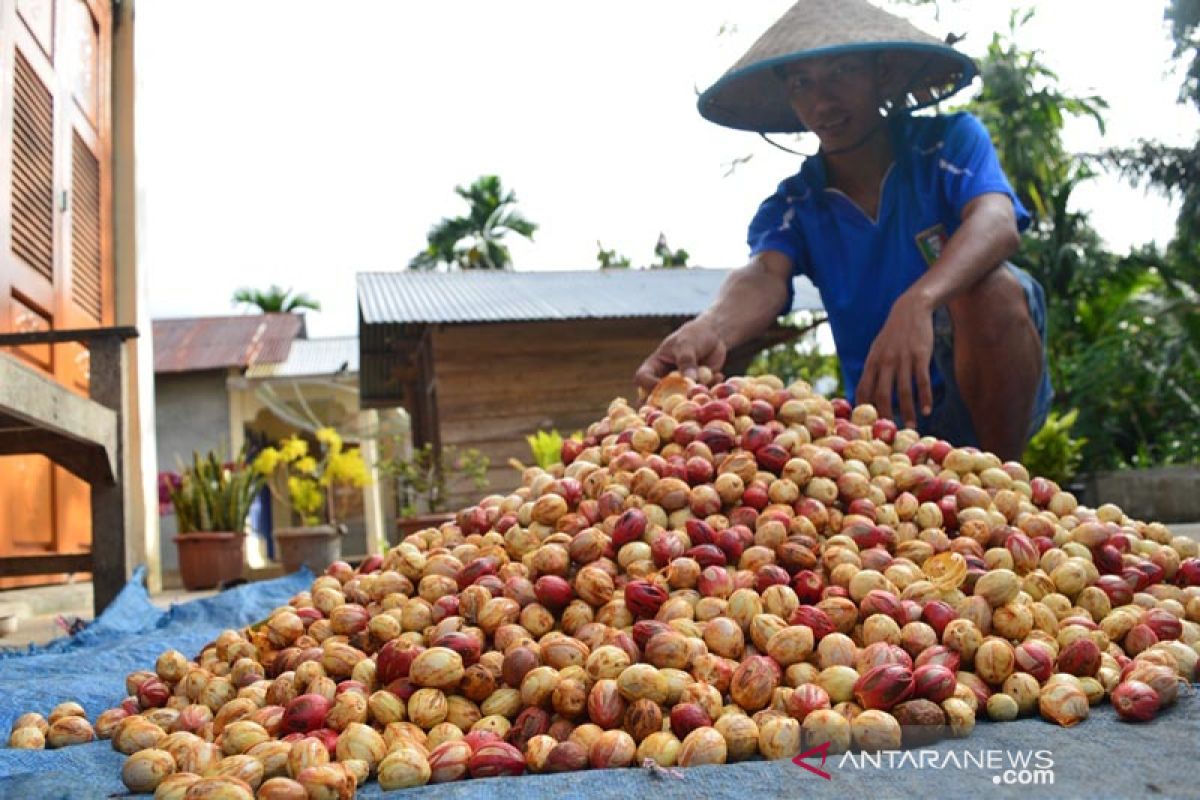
[0,0,112,585]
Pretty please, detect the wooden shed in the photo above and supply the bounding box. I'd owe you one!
[357,269,821,509]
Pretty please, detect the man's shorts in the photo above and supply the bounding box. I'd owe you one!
[918,263,1054,449]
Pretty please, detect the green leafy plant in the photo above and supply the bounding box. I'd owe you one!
[748,312,840,392]
[384,441,490,518]
[653,233,689,268]
[596,241,632,269]
[594,236,695,270]
[525,429,583,469]
[1022,410,1088,486]
[169,449,265,534]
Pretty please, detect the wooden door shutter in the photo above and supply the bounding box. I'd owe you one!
[0,0,113,583]
[70,131,101,320]
[10,48,55,285]
[62,0,111,329]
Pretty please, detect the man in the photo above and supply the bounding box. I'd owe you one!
[635,0,1051,462]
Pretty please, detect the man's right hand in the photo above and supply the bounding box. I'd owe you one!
[634,251,793,393]
[634,315,728,392]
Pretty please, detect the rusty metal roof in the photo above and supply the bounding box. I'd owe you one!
[244,336,359,379]
[357,269,822,325]
[152,314,304,374]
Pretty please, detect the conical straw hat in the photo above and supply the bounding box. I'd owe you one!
[698,0,977,133]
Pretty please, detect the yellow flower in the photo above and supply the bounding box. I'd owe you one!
[316,427,343,455]
[252,447,281,475]
[287,475,324,518]
[279,436,308,462]
[295,456,318,475]
[320,448,370,488]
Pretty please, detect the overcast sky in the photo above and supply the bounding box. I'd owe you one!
[136,1,1198,337]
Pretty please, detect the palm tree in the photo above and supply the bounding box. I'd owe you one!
[410,175,538,270]
[232,285,321,313]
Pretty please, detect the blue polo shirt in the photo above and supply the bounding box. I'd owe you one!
[747,111,1030,400]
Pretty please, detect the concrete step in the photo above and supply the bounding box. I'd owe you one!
[1171,523,1200,541]
[0,564,289,648]
[0,580,92,621]
[159,564,285,592]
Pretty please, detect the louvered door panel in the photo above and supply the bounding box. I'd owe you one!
[70,132,101,320]
[10,49,55,283]
[0,0,114,585]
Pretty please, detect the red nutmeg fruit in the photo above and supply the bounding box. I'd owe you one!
[854,664,914,711]
[624,580,668,619]
[282,694,333,734]
[1111,680,1160,722]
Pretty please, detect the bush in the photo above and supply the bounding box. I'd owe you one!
[1022,410,1087,486]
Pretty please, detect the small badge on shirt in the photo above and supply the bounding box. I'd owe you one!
[915,224,949,266]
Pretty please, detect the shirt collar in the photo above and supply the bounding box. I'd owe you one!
[798,114,913,192]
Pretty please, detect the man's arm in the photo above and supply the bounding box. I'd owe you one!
[635,250,794,390]
[907,193,1022,311]
[855,192,1021,426]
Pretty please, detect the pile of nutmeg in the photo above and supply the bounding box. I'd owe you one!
[7,372,1197,800]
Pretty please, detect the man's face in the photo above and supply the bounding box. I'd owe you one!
[782,54,886,151]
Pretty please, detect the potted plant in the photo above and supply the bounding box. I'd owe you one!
[168,449,264,590]
[384,440,489,540]
[253,427,370,574]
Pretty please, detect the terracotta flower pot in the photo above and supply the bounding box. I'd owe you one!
[274,525,345,575]
[174,532,246,590]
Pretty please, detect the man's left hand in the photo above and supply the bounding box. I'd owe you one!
[855,291,935,429]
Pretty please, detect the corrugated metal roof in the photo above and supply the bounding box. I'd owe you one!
[244,336,359,379]
[152,314,303,374]
[357,269,822,325]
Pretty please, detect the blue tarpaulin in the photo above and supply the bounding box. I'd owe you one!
[0,568,1197,799]
[0,567,312,797]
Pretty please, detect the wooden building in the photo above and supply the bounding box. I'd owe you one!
[357,269,821,510]
[0,0,152,590]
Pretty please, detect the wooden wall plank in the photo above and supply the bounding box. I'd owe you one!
[431,320,679,509]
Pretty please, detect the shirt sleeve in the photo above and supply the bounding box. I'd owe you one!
[746,181,808,316]
[938,113,1031,232]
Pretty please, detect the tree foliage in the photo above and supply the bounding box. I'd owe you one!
[967,11,1108,229]
[1169,0,1200,107]
[410,175,537,270]
[232,285,321,313]
[956,13,1115,395]
[957,8,1199,470]
[1070,0,1200,468]
[747,312,841,394]
[596,241,632,269]
[653,233,689,268]
[595,233,690,270]
[1103,1,1200,261]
